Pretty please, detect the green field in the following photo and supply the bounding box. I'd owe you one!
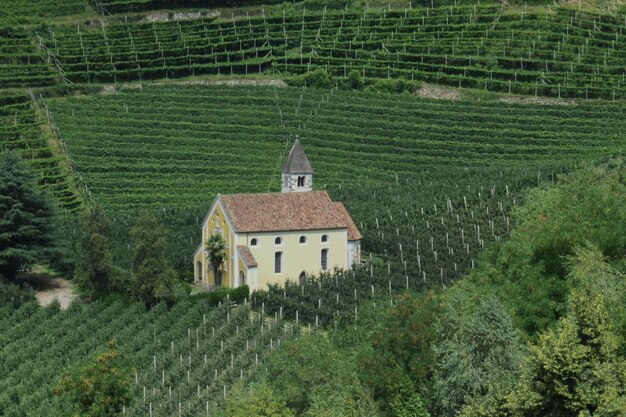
[46,84,625,211]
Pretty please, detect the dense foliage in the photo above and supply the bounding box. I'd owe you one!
[54,341,133,417]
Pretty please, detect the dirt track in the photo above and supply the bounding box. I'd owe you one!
[19,274,77,309]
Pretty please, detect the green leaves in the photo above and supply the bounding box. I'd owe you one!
[206,233,227,270]
[54,341,133,417]
[131,211,176,306]
[432,290,523,416]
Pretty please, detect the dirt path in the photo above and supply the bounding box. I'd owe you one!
[19,273,77,309]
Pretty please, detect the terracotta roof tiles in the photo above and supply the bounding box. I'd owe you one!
[219,191,360,238]
[333,202,362,241]
[237,246,258,268]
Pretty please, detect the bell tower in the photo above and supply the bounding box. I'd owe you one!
[281,137,313,193]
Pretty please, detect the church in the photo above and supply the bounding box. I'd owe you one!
[193,139,362,291]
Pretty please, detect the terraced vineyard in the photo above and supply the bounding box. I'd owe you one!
[0,93,80,208]
[0,28,58,88]
[0,299,294,417]
[40,4,626,98]
[46,84,624,211]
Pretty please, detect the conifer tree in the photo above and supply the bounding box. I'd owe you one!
[0,151,54,280]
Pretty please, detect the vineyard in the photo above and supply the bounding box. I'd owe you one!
[256,164,565,326]
[0,163,554,416]
[45,84,625,211]
[0,93,79,208]
[38,3,626,99]
[0,28,58,88]
[0,298,298,417]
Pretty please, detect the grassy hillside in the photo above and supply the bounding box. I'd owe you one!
[45,84,624,211]
[37,3,626,99]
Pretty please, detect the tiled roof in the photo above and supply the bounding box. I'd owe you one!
[237,245,258,268]
[219,191,359,235]
[333,202,362,241]
[281,138,313,174]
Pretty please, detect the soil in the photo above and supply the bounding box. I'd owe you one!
[416,84,463,101]
[172,78,289,87]
[18,273,77,309]
[140,11,219,23]
[499,96,578,106]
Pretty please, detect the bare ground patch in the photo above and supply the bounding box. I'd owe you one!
[416,84,463,101]
[140,11,219,23]
[173,78,289,87]
[499,96,578,106]
[19,273,77,309]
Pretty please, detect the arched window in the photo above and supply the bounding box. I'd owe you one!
[297,176,305,187]
[275,237,282,245]
[299,236,307,244]
[250,238,258,247]
[299,271,306,286]
[321,249,329,270]
[196,261,202,282]
[239,271,246,286]
[321,234,328,243]
[275,252,283,274]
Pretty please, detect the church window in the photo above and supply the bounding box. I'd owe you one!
[275,237,283,245]
[321,234,328,243]
[297,176,305,187]
[250,238,258,247]
[299,236,307,244]
[275,252,283,274]
[321,249,329,271]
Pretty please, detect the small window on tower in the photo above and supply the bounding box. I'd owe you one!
[297,176,305,187]
[250,238,258,247]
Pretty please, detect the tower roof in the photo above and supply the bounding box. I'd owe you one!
[282,138,313,174]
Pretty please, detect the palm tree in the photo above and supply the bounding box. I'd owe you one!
[205,233,226,287]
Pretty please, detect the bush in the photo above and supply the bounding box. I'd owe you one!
[0,281,36,308]
[187,285,249,305]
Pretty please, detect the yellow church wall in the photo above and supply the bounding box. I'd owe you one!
[236,229,348,291]
[202,199,236,289]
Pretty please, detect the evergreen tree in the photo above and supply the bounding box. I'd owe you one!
[131,211,176,306]
[0,151,55,280]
